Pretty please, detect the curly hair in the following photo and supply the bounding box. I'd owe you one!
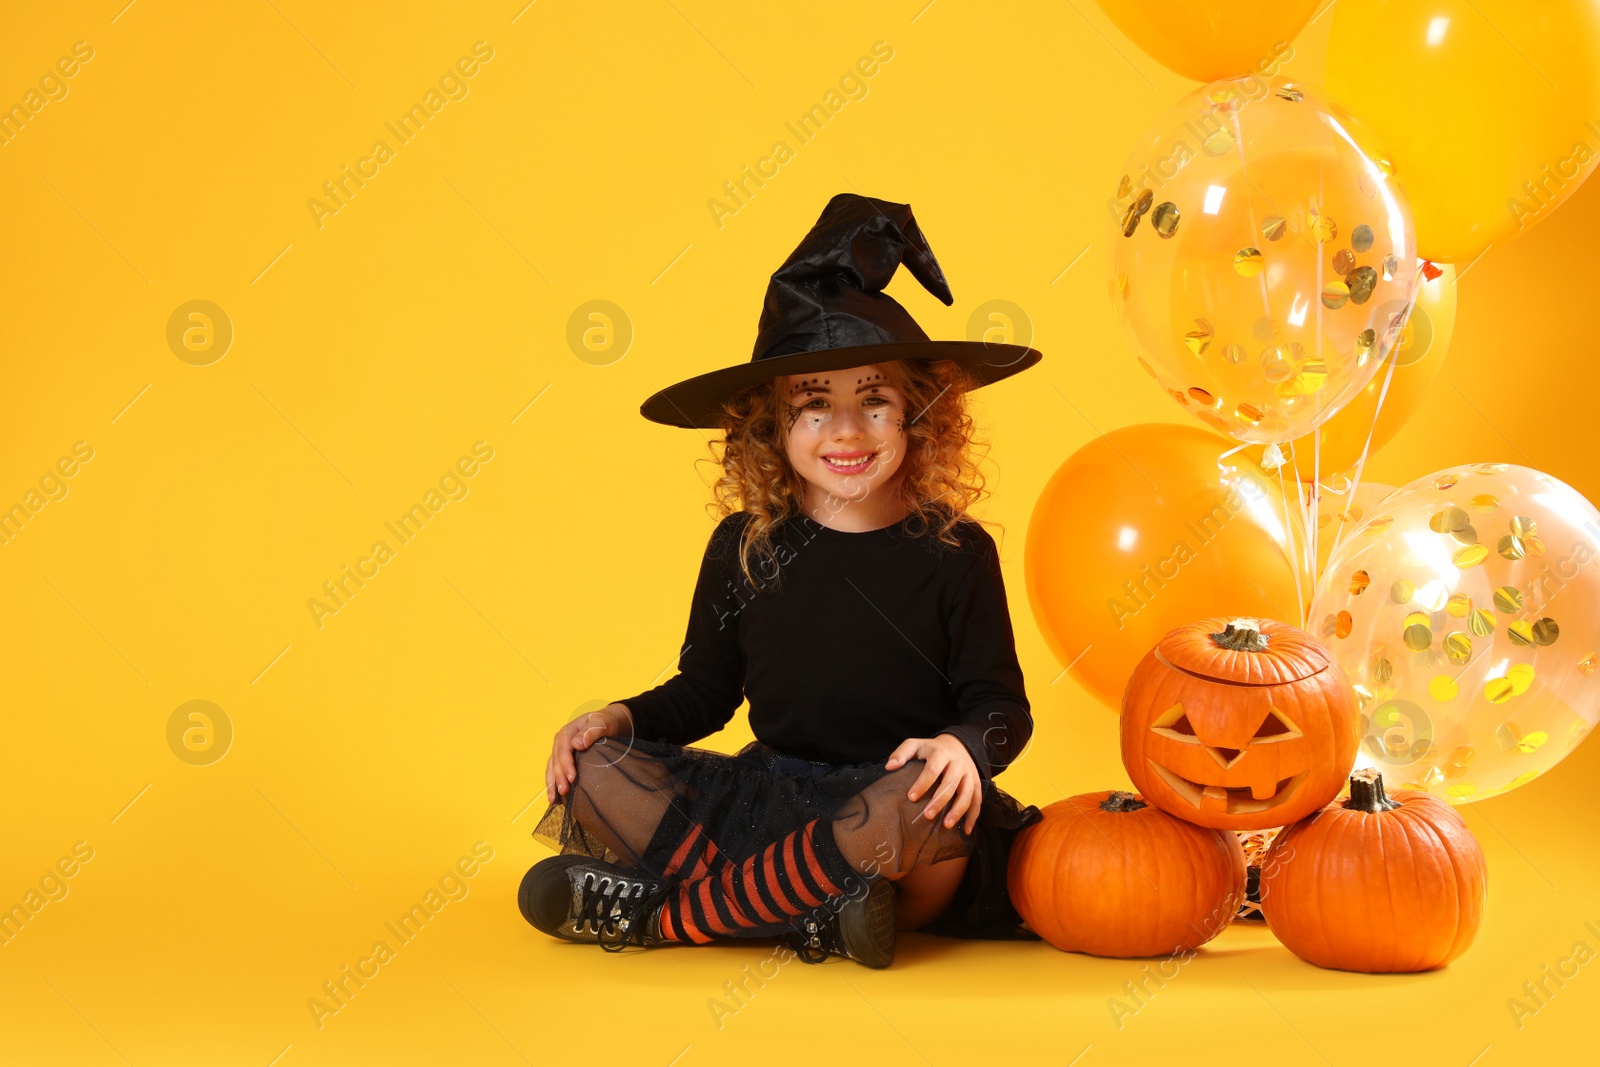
[692,358,999,593]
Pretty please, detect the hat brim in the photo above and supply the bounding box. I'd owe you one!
[639,341,1042,429]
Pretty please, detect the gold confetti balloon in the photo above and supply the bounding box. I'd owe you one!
[1110,74,1419,446]
[1313,480,1398,576]
[1308,464,1600,803]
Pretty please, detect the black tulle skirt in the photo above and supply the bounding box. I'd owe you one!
[531,735,1044,941]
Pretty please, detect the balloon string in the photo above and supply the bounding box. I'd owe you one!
[1304,448,1318,616]
[1295,446,1314,619]
[1288,436,1318,626]
[1323,263,1424,571]
[1276,460,1306,626]
[1220,439,1306,624]
[1311,416,1321,582]
[1216,440,1250,479]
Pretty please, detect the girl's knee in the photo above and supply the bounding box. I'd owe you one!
[873,762,926,799]
[572,736,628,776]
[571,737,677,799]
[838,764,922,828]
[878,763,945,819]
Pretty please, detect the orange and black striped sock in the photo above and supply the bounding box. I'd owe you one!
[642,805,723,882]
[660,816,721,881]
[656,817,860,943]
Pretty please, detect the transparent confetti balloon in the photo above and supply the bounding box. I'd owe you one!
[1313,480,1397,577]
[1308,463,1600,803]
[1109,73,1419,445]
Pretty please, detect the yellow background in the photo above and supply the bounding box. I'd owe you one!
[2,2,1597,1064]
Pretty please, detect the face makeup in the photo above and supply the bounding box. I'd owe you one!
[779,365,911,531]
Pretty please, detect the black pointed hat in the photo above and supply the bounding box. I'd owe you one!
[639,193,1042,428]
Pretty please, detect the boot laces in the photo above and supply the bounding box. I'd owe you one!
[788,912,842,965]
[574,869,681,952]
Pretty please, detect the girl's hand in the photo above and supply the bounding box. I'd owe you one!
[884,734,982,835]
[547,703,634,803]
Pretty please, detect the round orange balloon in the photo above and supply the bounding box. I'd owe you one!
[1093,0,1319,82]
[1025,423,1307,710]
[1292,263,1458,480]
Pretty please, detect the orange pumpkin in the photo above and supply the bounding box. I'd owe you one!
[1259,768,1487,973]
[1121,616,1359,830]
[1007,790,1246,956]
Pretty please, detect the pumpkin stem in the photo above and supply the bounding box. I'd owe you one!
[1100,791,1148,813]
[1344,767,1401,813]
[1211,617,1270,652]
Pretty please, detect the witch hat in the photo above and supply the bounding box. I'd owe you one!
[639,193,1042,428]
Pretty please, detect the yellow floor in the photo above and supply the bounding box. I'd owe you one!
[4,736,1598,1066]
[5,2,1600,1063]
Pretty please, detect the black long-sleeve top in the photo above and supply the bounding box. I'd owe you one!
[612,510,1033,780]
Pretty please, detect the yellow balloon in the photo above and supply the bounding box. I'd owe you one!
[1292,263,1459,479]
[1093,0,1319,82]
[1327,0,1600,264]
[1111,74,1419,445]
[1025,423,1307,711]
[1310,463,1600,803]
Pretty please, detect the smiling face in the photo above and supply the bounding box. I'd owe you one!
[777,364,911,525]
[1119,617,1360,831]
[1139,691,1312,821]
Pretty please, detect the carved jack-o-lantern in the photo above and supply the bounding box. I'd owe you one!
[1121,617,1359,830]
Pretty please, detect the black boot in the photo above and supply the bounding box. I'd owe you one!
[786,874,897,969]
[519,856,681,951]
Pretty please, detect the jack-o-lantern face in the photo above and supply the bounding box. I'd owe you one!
[1121,617,1359,830]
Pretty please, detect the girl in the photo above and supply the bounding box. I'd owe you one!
[522,194,1044,967]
